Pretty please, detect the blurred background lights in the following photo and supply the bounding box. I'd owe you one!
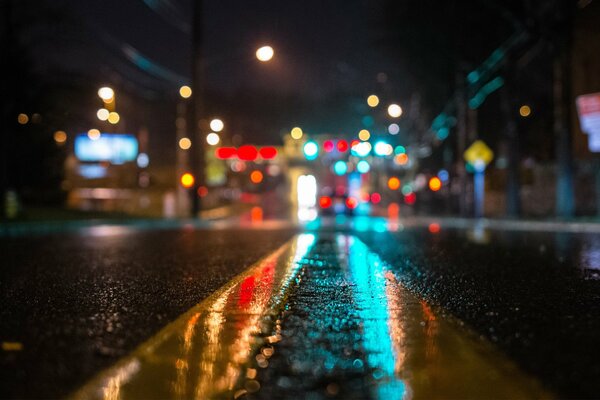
[387,103,403,118]
[107,112,120,124]
[53,130,67,144]
[387,177,401,190]
[395,153,409,165]
[180,173,195,188]
[96,108,109,121]
[337,140,348,152]
[97,87,114,101]
[17,113,28,124]
[437,169,449,183]
[436,127,449,140]
[358,129,370,141]
[388,123,400,135]
[303,140,319,160]
[519,105,531,117]
[394,145,406,154]
[210,118,224,132]
[352,141,371,157]
[179,85,192,98]
[367,94,380,107]
[206,132,220,145]
[250,170,264,183]
[137,153,149,168]
[256,45,274,62]
[356,160,370,174]
[179,137,191,150]
[429,176,442,191]
[323,140,334,152]
[374,141,393,156]
[333,160,347,175]
[290,127,303,139]
[87,129,101,140]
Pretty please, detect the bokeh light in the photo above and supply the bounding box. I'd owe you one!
[367,94,380,107]
[429,177,442,191]
[250,170,264,184]
[387,177,401,190]
[107,112,120,124]
[97,87,114,101]
[256,45,274,62]
[17,113,28,124]
[179,137,192,150]
[206,133,220,146]
[96,108,109,121]
[519,105,531,117]
[53,130,67,144]
[210,118,224,132]
[290,127,303,140]
[388,123,400,135]
[87,129,101,141]
[387,104,403,118]
[180,173,195,188]
[358,129,370,141]
[179,85,192,98]
[356,160,370,174]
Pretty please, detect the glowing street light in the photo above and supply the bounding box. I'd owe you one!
[358,129,370,141]
[53,130,67,144]
[519,105,531,117]
[179,137,192,150]
[210,118,224,132]
[206,132,220,146]
[107,112,120,124]
[180,172,195,188]
[367,94,379,107]
[87,129,101,141]
[256,45,274,62]
[387,103,403,118]
[290,127,303,140]
[179,85,192,99]
[97,108,109,121]
[97,87,114,102]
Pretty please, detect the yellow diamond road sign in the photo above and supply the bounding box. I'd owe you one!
[464,140,494,168]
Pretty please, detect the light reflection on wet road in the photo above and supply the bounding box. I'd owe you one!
[71,234,549,400]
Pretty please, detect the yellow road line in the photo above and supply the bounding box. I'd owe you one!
[69,234,316,400]
[69,233,552,399]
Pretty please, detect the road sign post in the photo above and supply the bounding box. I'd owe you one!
[464,140,494,219]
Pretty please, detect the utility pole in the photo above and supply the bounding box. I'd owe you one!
[553,0,575,218]
[190,0,205,217]
[455,70,468,216]
[501,61,521,217]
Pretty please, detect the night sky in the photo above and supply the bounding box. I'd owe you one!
[67,0,395,99]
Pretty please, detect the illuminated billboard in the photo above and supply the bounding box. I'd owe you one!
[74,133,138,164]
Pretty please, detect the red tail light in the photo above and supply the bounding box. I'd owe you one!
[319,196,332,208]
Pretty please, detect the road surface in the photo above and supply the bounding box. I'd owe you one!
[1,216,599,398]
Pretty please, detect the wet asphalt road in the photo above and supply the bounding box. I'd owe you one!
[356,226,600,399]
[0,225,296,399]
[1,219,600,399]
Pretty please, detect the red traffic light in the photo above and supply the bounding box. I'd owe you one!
[238,145,258,161]
[259,146,277,159]
[319,196,332,208]
[215,147,237,159]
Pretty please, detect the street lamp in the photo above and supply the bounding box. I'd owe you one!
[256,45,274,62]
[209,118,224,132]
[97,87,114,102]
[179,85,192,99]
[387,104,403,118]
